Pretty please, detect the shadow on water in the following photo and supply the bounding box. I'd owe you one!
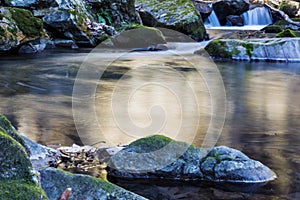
[0,50,300,199]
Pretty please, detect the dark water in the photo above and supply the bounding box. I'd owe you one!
[0,47,299,199]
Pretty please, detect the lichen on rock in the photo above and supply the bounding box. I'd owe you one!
[0,7,46,51]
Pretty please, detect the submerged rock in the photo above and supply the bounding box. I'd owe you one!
[109,135,277,183]
[0,7,46,51]
[135,0,206,41]
[202,38,300,62]
[40,168,147,200]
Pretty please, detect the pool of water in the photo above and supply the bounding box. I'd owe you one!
[0,46,299,199]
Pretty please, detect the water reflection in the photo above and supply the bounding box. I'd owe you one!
[0,50,300,199]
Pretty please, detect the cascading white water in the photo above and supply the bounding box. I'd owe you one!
[242,7,273,25]
[205,10,221,27]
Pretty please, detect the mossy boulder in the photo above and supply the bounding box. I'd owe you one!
[262,25,283,33]
[0,115,48,200]
[40,168,147,200]
[111,27,166,49]
[0,7,46,51]
[204,40,232,59]
[109,135,277,183]
[0,180,48,200]
[43,10,96,46]
[0,115,30,154]
[202,38,300,62]
[135,0,206,41]
[0,130,32,181]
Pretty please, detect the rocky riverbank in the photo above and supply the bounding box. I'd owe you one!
[0,114,146,200]
[0,0,207,54]
[0,114,277,199]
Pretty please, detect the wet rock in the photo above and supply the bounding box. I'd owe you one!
[226,15,244,26]
[135,0,206,41]
[193,0,213,19]
[18,38,49,54]
[109,135,277,183]
[203,38,300,62]
[0,7,46,52]
[53,39,78,48]
[213,0,250,25]
[43,10,96,46]
[111,27,166,49]
[40,167,147,200]
[21,135,58,170]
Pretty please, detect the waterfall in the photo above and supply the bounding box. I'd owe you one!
[206,10,221,27]
[242,7,273,25]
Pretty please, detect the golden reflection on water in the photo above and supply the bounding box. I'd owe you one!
[1,51,300,198]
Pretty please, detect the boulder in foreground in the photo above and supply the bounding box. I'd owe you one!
[0,115,48,200]
[109,135,277,183]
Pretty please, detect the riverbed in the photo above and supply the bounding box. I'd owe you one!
[0,45,299,199]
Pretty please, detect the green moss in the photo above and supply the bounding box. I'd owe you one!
[127,135,174,153]
[0,180,48,200]
[0,114,29,154]
[263,25,283,33]
[0,131,32,181]
[242,42,254,57]
[204,40,231,59]
[8,8,43,37]
[276,29,297,37]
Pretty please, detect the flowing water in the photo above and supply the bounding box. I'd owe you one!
[0,46,300,199]
[242,7,273,26]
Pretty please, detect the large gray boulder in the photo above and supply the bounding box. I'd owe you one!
[0,7,46,51]
[135,0,206,41]
[203,38,300,62]
[109,135,277,183]
[213,0,250,25]
[40,168,147,200]
[43,10,97,46]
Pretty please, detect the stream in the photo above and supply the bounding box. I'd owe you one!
[0,45,299,199]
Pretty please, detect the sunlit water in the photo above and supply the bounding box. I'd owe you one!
[0,46,300,199]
